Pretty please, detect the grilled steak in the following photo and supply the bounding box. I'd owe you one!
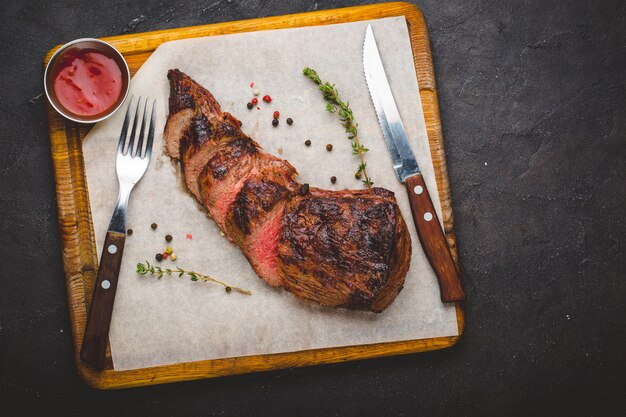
[164,69,411,312]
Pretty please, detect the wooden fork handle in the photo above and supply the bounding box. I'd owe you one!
[405,174,465,303]
[80,231,126,369]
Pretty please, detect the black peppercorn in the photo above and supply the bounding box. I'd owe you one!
[272,119,279,127]
[155,253,163,262]
[165,234,173,242]
[299,183,310,196]
[151,223,158,230]
[286,117,293,125]
[305,140,311,146]
[326,144,333,151]
[247,102,253,110]
[225,286,232,293]
[331,176,337,184]
[127,228,133,235]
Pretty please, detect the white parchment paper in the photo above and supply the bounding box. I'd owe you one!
[82,17,458,371]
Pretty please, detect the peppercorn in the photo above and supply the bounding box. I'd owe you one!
[299,183,310,196]
[155,253,163,262]
[170,252,177,261]
[165,234,172,242]
[151,223,157,230]
[355,172,362,179]
[286,118,293,125]
[326,144,333,151]
[127,228,133,235]
[251,97,258,105]
[272,119,279,127]
[253,88,259,96]
[165,246,173,255]
[305,140,311,146]
[225,286,232,293]
[331,176,337,184]
[273,111,280,119]
[247,102,253,110]
[262,95,272,103]
[162,252,168,260]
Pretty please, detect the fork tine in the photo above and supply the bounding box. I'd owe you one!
[134,97,149,158]
[117,96,134,154]
[126,97,142,156]
[143,99,157,159]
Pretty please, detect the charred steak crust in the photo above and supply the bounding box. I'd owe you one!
[164,69,412,312]
[278,188,410,312]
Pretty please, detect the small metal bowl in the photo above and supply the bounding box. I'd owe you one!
[44,38,130,123]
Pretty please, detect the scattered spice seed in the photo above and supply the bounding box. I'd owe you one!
[220,231,225,237]
[272,119,279,127]
[273,111,280,119]
[253,89,259,96]
[247,102,253,110]
[225,286,232,293]
[155,253,163,262]
[251,97,258,105]
[165,246,173,255]
[127,228,133,235]
[170,252,177,261]
[151,223,158,230]
[250,82,254,88]
[326,144,333,151]
[305,139,311,146]
[165,234,172,242]
[186,234,193,240]
[257,106,260,110]
[262,95,272,103]
[331,176,337,184]
[355,172,362,179]
[277,147,283,155]
[162,252,168,260]
[286,117,293,125]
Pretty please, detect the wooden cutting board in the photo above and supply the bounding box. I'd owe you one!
[45,2,464,389]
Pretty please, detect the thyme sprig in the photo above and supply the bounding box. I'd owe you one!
[136,261,251,295]
[303,67,373,187]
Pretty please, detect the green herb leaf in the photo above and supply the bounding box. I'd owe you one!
[303,67,373,188]
[135,262,251,295]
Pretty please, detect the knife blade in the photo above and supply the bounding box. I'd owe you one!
[363,24,465,302]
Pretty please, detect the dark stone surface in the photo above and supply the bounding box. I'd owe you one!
[1,0,624,415]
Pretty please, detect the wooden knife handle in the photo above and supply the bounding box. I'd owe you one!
[80,230,126,369]
[405,174,465,303]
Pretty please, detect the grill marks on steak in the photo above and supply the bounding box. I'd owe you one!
[164,69,411,312]
[278,188,410,312]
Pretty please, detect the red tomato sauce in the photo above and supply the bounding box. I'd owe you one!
[53,48,122,116]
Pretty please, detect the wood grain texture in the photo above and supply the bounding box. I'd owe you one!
[45,2,465,389]
[405,174,465,302]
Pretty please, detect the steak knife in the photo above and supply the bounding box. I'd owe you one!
[363,24,465,302]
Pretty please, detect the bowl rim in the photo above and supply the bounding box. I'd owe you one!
[44,38,131,124]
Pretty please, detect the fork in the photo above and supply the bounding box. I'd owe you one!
[80,96,156,369]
